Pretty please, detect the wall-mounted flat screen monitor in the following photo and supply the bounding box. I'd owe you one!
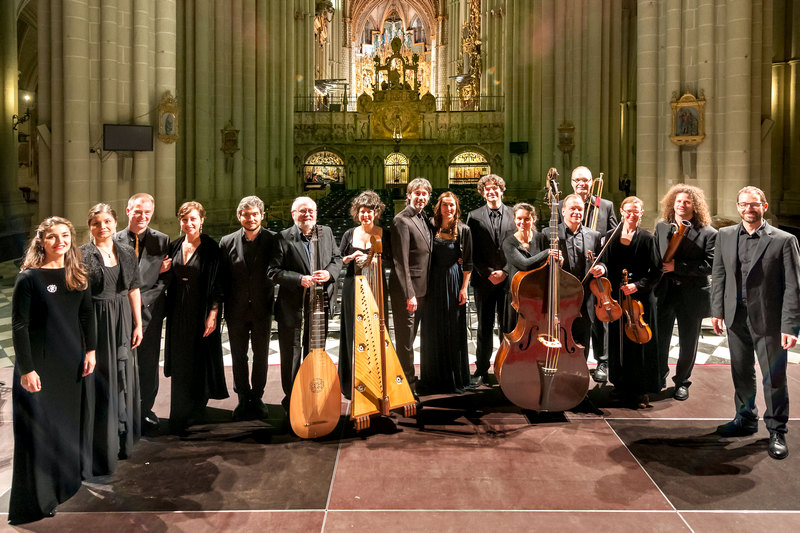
[103,124,153,151]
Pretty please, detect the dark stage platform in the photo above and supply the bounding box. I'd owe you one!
[1,364,799,532]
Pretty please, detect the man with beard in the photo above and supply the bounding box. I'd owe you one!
[466,175,516,387]
[219,196,275,420]
[389,178,433,392]
[711,186,800,460]
[114,193,170,435]
[654,185,717,401]
[560,166,618,383]
[268,197,342,410]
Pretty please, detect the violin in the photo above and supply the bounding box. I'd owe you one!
[619,269,652,344]
[496,169,589,412]
[586,251,622,323]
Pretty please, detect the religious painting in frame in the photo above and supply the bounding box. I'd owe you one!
[670,92,705,146]
[158,91,179,144]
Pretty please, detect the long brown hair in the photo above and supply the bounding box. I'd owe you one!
[21,216,88,291]
[433,191,461,236]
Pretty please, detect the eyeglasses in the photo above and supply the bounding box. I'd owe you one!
[736,202,763,209]
[622,209,643,216]
[294,208,316,214]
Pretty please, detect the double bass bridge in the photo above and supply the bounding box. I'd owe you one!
[536,333,562,349]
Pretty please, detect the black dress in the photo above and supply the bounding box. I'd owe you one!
[165,234,228,432]
[338,227,391,400]
[9,268,96,525]
[82,243,141,477]
[604,227,662,398]
[500,232,550,333]
[420,224,473,393]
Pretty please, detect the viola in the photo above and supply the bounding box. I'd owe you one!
[586,251,622,323]
[619,269,652,344]
[496,169,589,412]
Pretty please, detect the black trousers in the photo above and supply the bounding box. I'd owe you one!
[588,294,608,364]
[656,285,704,389]
[472,279,507,375]
[227,314,272,402]
[389,289,425,384]
[137,304,165,419]
[727,303,789,434]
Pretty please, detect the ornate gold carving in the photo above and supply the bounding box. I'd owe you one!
[670,91,706,146]
[158,91,179,144]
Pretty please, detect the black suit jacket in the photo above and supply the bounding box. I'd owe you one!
[542,223,604,280]
[389,205,433,301]
[655,220,717,318]
[268,224,342,328]
[114,226,170,325]
[711,222,800,336]
[219,227,276,322]
[558,196,618,235]
[466,203,516,284]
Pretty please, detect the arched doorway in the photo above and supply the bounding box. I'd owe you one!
[448,151,490,185]
[303,151,345,190]
[384,151,409,187]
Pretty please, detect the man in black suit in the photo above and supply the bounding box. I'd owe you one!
[711,186,800,460]
[654,185,717,401]
[114,192,170,434]
[561,166,618,382]
[547,194,606,358]
[389,177,433,390]
[219,196,275,420]
[268,197,342,408]
[466,174,516,386]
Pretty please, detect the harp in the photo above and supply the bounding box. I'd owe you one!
[350,233,417,430]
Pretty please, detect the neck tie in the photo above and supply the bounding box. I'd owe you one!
[134,234,140,257]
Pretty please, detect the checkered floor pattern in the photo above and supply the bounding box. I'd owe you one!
[1,259,798,370]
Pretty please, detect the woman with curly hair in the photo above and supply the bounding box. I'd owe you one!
[338,190,390,399]
[654,184,717,401]
[9,217,97,525]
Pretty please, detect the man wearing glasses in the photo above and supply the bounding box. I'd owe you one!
[562,166,618,383]
[268,197,342,411]
[711,186,800,460]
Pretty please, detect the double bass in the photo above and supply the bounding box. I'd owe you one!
[350,234,417,430]
[289,225,342,439]
[496,170,590,411]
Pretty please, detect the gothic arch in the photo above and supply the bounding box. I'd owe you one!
[350,0,438,46]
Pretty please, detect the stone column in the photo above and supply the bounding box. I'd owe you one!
[154,0,177,228]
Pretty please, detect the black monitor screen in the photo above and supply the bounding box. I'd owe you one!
[103,124,153,151]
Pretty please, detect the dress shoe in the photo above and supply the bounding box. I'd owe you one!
[673,385,689,401]
[593,362,608,383]
[249,398,269,419]
[142,414,159,436]
[232,401,249,421]
[716,416,758,437]
[768,432,788,460]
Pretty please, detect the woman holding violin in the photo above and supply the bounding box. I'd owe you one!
[604,196,662,408]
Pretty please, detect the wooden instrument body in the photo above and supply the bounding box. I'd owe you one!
[589,276,623,322]
[620,269,652,344]
[662,219,692,263]
[290,346,341,438]
[289,227,342,439]
[350,276,416,428]
[497,263,589,411]
[497,170,590,412]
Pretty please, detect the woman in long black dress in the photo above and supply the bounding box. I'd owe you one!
[81,203,142,476]
[165,201,228,433]
[10,217,97,525]
[604,196,662,408]
[338,190,390,400]
[419,192,473,394]
[501,203,551,334]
